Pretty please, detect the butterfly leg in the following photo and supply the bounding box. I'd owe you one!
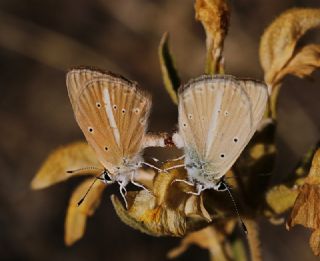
[186,184,204,196]
[141,162,163,172]
[171,178,194,187]
[118,182,128,209]
[130,172,150,193]
[164,164,185,172]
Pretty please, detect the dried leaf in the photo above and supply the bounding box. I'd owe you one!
[259,8,320,86]
[310,229,320,256]
[195,0,230,74]
[287,183,320,230]
[158,32,180,104]
[265,185,298,215]
[287,149,320,256]
[167,226,230,260]
[111,193,160,236]
[275,44,320,82]
[31,142,101,189]
[65,178,107,245]
[287,149,320,230]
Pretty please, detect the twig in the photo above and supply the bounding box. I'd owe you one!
[246,219,262,261]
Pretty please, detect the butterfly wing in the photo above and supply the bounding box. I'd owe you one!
[67,71,151,170]
[178,75,268,179]
[66,67,107,110]
[239,78,269,131]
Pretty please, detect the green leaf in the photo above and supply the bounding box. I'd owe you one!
[158,32,181,104]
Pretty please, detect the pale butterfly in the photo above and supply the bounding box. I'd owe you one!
[171,75,268,194]
[66,67,160,208]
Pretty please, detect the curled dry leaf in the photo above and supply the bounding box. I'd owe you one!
[287,149,320,256]
[259,8,320,86]
[286,183,320,230]
[112,162,211,237]
[275,44,320,81]
[195,0,230,74]
[31,142,101,189]
[167,226,231,261]
[65,178,107,245]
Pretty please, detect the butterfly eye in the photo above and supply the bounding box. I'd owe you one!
[217,109,221,113]
[104,146,108,151]
[220,153,225,158]
[233,137,239,143]
[224,111,229,116]
[113,105,117,110]
[88,127,94,133]
[183,123,187,128]
[122,109,126,114]
[96,102,101,108]
[188,114,193,120]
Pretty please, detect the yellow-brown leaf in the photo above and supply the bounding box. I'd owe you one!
[31,142,101,189]
[310,229,320,256]
[167,226,229,260]
[65,178,107,245]
[158,32,180,104]
[275,44,320,83]
[287,184,320,230]
[259,8,320,85]
[266,185,298,215]
[287,149,320,256]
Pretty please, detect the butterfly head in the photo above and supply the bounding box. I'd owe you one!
[104,155,142,181]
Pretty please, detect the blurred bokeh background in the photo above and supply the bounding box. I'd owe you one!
[1,0,320,260]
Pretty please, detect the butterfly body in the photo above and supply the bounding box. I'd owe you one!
[174,75,268,193]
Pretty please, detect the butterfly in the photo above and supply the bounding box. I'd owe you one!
[66,67,157,207]
[171,74,268,194]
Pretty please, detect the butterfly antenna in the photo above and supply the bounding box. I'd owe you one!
[66,166,101,174]
[77,172,104,206]
[224,182,248,235]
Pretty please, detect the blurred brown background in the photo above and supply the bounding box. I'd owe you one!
[1,0,320,260]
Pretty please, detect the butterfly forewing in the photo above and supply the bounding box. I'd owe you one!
[72,77,151,170]
[66,68,108,110]
[178,75,268,179]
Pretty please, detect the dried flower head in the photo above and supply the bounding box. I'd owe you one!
[112,162,212,237]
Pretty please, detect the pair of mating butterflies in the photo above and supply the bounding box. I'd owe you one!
[66,67,268,207]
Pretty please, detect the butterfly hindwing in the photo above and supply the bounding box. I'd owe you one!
[178,75,268,179]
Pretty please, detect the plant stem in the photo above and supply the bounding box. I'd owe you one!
[246,219,262,261]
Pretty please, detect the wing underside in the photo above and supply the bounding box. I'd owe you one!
[178,75,268,177]
[67,69,151,169]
